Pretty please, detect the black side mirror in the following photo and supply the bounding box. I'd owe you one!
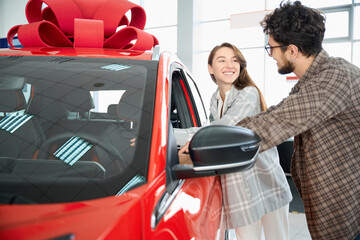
[173,125,260,179]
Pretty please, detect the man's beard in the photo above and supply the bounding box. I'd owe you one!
[278,59,295,74]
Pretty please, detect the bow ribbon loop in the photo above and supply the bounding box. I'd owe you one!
[7,0,158,50]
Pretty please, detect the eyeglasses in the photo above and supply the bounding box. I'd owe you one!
[264,44,287,56]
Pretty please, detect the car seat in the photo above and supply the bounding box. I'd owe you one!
[116,88,143,130]
[0,89,45,158]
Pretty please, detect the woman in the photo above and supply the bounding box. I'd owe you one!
[176,42,292,240]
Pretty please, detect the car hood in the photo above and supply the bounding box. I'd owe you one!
[0,186,147,240]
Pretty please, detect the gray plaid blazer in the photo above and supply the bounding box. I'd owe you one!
[175,85,292,229]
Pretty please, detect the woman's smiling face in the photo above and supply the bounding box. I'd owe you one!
[208,46,240,88]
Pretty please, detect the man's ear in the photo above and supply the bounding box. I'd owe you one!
[288,44,299,58]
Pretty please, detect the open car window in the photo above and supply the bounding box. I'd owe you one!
[170,68,207,129]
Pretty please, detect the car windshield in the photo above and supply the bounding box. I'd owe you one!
[0,55,158,204]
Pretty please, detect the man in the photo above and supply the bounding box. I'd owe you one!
[236,1,360,239]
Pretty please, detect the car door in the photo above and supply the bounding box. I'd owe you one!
[151,64,223,240]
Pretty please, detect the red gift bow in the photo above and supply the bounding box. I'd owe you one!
[7,0,159,50]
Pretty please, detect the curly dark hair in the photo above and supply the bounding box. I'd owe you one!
[260,1,326,57]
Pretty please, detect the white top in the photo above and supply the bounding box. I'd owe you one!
[216,89,230,119]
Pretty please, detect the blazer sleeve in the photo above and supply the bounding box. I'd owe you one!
[174,86,261,146]
[237,67,352,152]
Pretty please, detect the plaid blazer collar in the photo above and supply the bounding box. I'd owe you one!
[290,49,329,94]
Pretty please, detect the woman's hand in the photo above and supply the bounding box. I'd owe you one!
[178,141,193,165]
[178,141,190,154]
[130,138,136,147]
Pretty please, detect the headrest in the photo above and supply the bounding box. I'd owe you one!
[26,95,67,121]
[117,89,142,121]
[0,75,25,90]
[63,90,95,112]
[0,90,26,112]
[107,104,118,119]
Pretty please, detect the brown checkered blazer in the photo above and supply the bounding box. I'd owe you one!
[237,50,360,239]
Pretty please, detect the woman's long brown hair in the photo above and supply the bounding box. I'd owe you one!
[208,42,267,111]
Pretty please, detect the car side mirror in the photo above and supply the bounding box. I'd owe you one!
[173,125,260,179]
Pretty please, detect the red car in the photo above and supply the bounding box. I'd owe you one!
[0,45,261,239]
[0,1,260,237]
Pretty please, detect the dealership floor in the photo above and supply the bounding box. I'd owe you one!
[288,212,312,240]
[287,176,312,240]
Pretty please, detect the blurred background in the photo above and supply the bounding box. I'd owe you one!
[1,0,359,115]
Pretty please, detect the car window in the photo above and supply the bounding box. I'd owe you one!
[154,66,208,227]
[170,69,207,129]
[184,72,208,127]
[0,55,158,203]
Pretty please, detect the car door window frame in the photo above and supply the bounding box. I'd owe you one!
[153,63,208,228]
[170,66,207,129]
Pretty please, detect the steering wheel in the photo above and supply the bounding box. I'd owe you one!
[36,132,126,170]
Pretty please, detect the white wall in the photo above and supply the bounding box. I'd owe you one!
[0,0,28,38]
[1,0,358,112]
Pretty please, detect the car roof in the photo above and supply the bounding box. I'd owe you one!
[0,47,156,60]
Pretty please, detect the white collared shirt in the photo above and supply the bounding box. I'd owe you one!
[216,89,230,119]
